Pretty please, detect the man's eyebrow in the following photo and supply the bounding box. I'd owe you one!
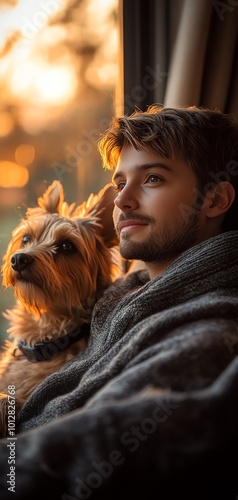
[112,162,173,182]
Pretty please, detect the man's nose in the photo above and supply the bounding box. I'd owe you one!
[114,187,139,212]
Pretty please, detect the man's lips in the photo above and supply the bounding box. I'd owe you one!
[118,220,149,232]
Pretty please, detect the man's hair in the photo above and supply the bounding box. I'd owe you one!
[98,105,238,231]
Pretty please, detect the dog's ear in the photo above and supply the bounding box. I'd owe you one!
[26,181,65,217]
[78,183,118,248]
[38,180,64,214]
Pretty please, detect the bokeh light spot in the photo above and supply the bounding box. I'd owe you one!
[0,161,29,188]
[15,144,35,166]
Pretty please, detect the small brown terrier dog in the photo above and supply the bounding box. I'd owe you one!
[0,180,119,437]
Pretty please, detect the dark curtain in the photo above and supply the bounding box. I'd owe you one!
[117,0,238,117]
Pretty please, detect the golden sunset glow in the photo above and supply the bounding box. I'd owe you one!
[0,0,118,109]
[0,0,118,190]
[9,61,78,105]
[0,111,15,137]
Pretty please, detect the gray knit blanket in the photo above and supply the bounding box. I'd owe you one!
[1,231,238,499]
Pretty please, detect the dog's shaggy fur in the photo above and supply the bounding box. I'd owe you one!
[0,180,120,437]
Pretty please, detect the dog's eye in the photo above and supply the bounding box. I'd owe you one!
[22,235,31,246]
[57,241,75,253]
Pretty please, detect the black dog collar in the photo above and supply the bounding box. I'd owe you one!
[17,323,90,363]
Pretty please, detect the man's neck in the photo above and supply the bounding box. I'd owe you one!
[128,258,176,279]
[146,260,175,279]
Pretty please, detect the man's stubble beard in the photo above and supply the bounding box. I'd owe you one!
[117,212,201,264]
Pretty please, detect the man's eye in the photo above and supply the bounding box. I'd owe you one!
[21,235,31,246]
[57,241,76,253]
[114,182,126,193]
[146,175,163,183]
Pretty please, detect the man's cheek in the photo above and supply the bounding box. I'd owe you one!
[113,205,120,227]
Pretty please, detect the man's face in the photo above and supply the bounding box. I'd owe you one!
[112,145,209,276]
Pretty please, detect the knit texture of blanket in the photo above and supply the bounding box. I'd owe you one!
[1,231,238,499]
[17,230,238,430]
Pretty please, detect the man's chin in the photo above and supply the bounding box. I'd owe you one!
[119,241,146,261]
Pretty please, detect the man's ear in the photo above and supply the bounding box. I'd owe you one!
[206,182,235,219]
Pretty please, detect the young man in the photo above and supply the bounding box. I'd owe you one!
[0,106,238,500]
[99,105,238,277]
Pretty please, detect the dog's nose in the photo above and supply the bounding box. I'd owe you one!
[11,253,33,272]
